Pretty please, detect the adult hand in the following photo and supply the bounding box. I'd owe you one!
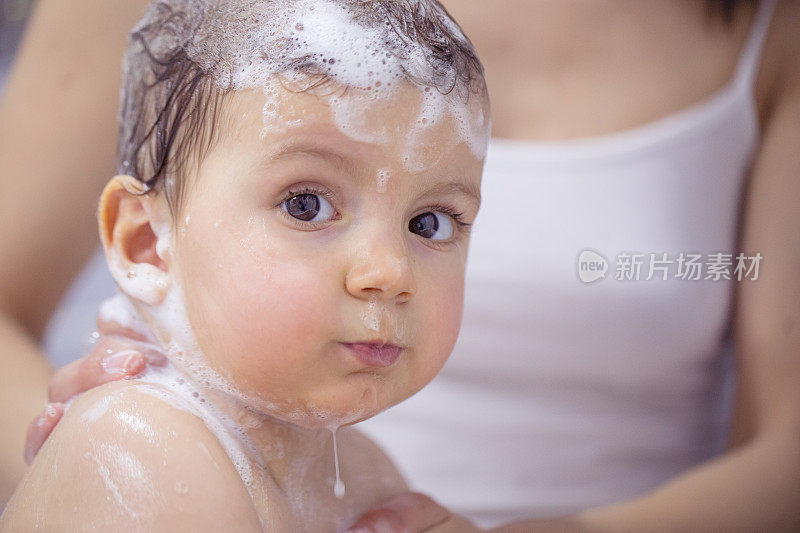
[23,311,165,464]
[347,492,481,533]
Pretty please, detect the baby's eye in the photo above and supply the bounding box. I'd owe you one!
[409,212,454,241]
[282,193,335,222]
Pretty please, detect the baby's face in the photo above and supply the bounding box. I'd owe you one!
[165,82,486,427]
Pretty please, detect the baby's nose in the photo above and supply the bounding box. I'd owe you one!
[345,249,416,303]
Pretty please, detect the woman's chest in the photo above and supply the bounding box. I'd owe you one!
[454,132,757,383]
[445,1,766,140]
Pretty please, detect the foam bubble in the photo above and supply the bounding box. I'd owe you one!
[359,298,381,333]
[107,251,168,306]
[125,0,490,167]
[98,293,154,341]
[375,168,390,193]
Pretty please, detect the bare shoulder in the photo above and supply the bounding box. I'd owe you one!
[1,381,261,532]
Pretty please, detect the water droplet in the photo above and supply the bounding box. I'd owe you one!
[334,478,345,499]
[330,427,345,499]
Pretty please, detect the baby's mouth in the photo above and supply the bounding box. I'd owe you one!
[340,341,403,367]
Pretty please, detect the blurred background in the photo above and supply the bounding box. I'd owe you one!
[1,0,117,373]
[1,0,32,89]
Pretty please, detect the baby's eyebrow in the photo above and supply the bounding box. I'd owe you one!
[268,143,360,175]
[418,179,482,208]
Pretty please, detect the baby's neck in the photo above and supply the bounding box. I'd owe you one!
[110,292,344,500]
[196,379,356,531]
[205,383,338,487]
[139,360,339,500]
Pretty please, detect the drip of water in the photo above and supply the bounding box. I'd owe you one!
[330,427,345,499]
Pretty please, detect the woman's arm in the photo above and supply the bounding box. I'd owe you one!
[0,0,148,502]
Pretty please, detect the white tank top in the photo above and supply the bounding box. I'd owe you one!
[42,0,776,527]
[358,0,776,527]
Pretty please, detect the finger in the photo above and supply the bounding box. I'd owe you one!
[139,345,168,367]
[24,402,65,464]
[348,492,451,533]
[96,314,150,342]
[104,337,167,367]
[48,338,147,403]
[95,313,166,366]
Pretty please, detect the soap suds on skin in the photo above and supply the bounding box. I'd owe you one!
[359,297,408,347]
[107,251,168,307]
[86,442,153,521]
[353,247,410,345]
[113,409,158,444]
[375,168,389,193]
[81,394,121,424]
[132,364,260,490]
[98,294,153,341]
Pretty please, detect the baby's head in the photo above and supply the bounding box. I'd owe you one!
[98,0,490,429]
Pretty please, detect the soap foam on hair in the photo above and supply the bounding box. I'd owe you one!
[129,0,490,167]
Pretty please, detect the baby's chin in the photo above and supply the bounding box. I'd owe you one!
[259,374,403,430]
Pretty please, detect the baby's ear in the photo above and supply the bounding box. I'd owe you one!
[98,175,170,306]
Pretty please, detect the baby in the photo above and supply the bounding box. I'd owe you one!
[1,0,488,531]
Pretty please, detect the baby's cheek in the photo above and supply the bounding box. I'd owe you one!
[433,283,464,362]
[218,256,336,385]
[406,273,465,393]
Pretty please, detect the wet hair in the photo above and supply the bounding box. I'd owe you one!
[116,0,485,219]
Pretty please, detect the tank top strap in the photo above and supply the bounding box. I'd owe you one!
[733,0,777,89]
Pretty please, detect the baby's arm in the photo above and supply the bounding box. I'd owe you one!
[0,381,263,532]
